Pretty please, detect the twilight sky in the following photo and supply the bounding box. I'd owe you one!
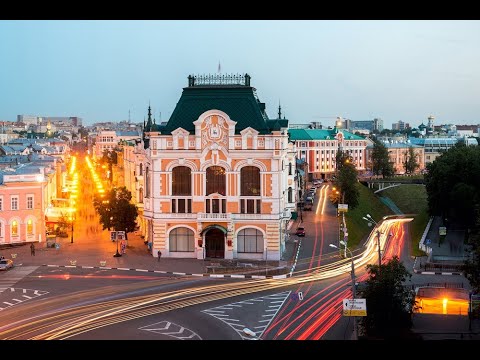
[1,20,479,128]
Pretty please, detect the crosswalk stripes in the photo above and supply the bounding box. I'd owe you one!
[202,291,291,340]
[0,266,39,293]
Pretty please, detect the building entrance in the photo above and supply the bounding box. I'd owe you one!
[205,228,225,258]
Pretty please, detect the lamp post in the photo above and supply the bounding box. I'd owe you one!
[111,216,122,257]
[70,215,74,244]
[362,214,381,268]
[330,242,357,340]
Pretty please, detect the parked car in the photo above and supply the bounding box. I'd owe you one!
[305,196,314,203]
[303,202,313,211]
[0,258,14,271]
[295,227,306,237]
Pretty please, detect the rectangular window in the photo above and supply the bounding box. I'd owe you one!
[171,198,192,213]
[178,199,185,213]
[206,199,210,213]
[11,196,18,211]
[240,199,262,214]
[0,197,2,211]
[27,196,34,210]
[212,199,220,213]
[27,220,33,235]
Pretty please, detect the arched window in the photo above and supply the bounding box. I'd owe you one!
[145,167,150,198]
[240,166,260,196]
[138,188,143,203]
[169,227,195,252]
[288,187,293,203]
[11,220,18,237]
[206,166,226,195]
[237,228,263,253]
[0,220,4,238]
[139,163,143,176]
[288,163,292,175]
[172,166,191,195]
[27,219,33,235]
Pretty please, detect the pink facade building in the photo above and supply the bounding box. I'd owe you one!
[0,165,54,245]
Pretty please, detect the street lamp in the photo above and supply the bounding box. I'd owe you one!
[70,215,74,244]
[330,242,357,340]
[362,214,381,268]
[111,216,122,258]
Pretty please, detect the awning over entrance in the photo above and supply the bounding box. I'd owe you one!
[200,224,228,236]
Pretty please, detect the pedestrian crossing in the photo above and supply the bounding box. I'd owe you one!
[0,266,39,293]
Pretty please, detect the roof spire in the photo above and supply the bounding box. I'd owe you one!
[278,100,282,119]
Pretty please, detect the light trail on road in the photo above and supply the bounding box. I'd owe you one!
[0,219,412,340]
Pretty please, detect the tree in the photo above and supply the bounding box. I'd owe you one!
[371,139,394,178]
[403,146,419,174]
[424,144,480,227]
[93,187,138,237]
[334,151,360,210]
[359,256,418,339]
[463,213,480,293]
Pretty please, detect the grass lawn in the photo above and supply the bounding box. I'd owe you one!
[345,183,394,248]
[380,185,428,257]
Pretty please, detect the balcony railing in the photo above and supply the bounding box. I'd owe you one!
[197,213,231,220]
[231,213,280,220]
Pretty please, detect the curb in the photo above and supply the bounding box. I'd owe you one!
[42,264,290,280]
[413,268,462,276]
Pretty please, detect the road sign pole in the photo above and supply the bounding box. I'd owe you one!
[351,255,358,340]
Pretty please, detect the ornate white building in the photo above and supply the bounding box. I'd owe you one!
[142,74,294,261]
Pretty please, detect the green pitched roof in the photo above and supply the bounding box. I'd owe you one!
[155,85,282,135]
[288,129,365,141]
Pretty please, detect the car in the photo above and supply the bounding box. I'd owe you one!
[305,196,314,203]
[295,227,306,237]
[0,258,14,271]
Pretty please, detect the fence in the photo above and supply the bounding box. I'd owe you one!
[419,216,434,256]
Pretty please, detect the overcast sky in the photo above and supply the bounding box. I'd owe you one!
[1,20,479,128]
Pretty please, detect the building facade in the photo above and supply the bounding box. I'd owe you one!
[366,142,425,174]
[0,165,51,245]
[288,128,368,180]
[142,74,293,261]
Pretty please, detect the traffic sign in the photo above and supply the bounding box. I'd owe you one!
[338,204,348,213]
[439,227,447,236]
[117,231,126,240]
[110,231,117,241]
[342,298,367,316]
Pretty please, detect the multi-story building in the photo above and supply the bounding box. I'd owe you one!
[288,128,368,180]
[0,164,54,245]
[366,141,424,174]
[92,130,141,160]
[409,137,458,165]
[142,73,292,261]
[347,118,383,133]
[123,139,146,235]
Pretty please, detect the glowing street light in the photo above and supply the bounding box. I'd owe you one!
[330,242,357,340]
[362,214,382,268]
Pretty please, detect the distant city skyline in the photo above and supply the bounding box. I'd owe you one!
[1,20,479,128]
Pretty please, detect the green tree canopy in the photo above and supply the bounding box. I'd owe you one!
[93,186,138,235]
[371,139,394,178]
[424,144,480,227]
[334,151,359,210]
[359,256,417,339]
[403,146,420,174]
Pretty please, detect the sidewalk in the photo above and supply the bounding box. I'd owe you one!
[412,216,466,276]
[2,230,292,280]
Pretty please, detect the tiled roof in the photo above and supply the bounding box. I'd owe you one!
[155,86,277,135]
[288,129,364,141]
